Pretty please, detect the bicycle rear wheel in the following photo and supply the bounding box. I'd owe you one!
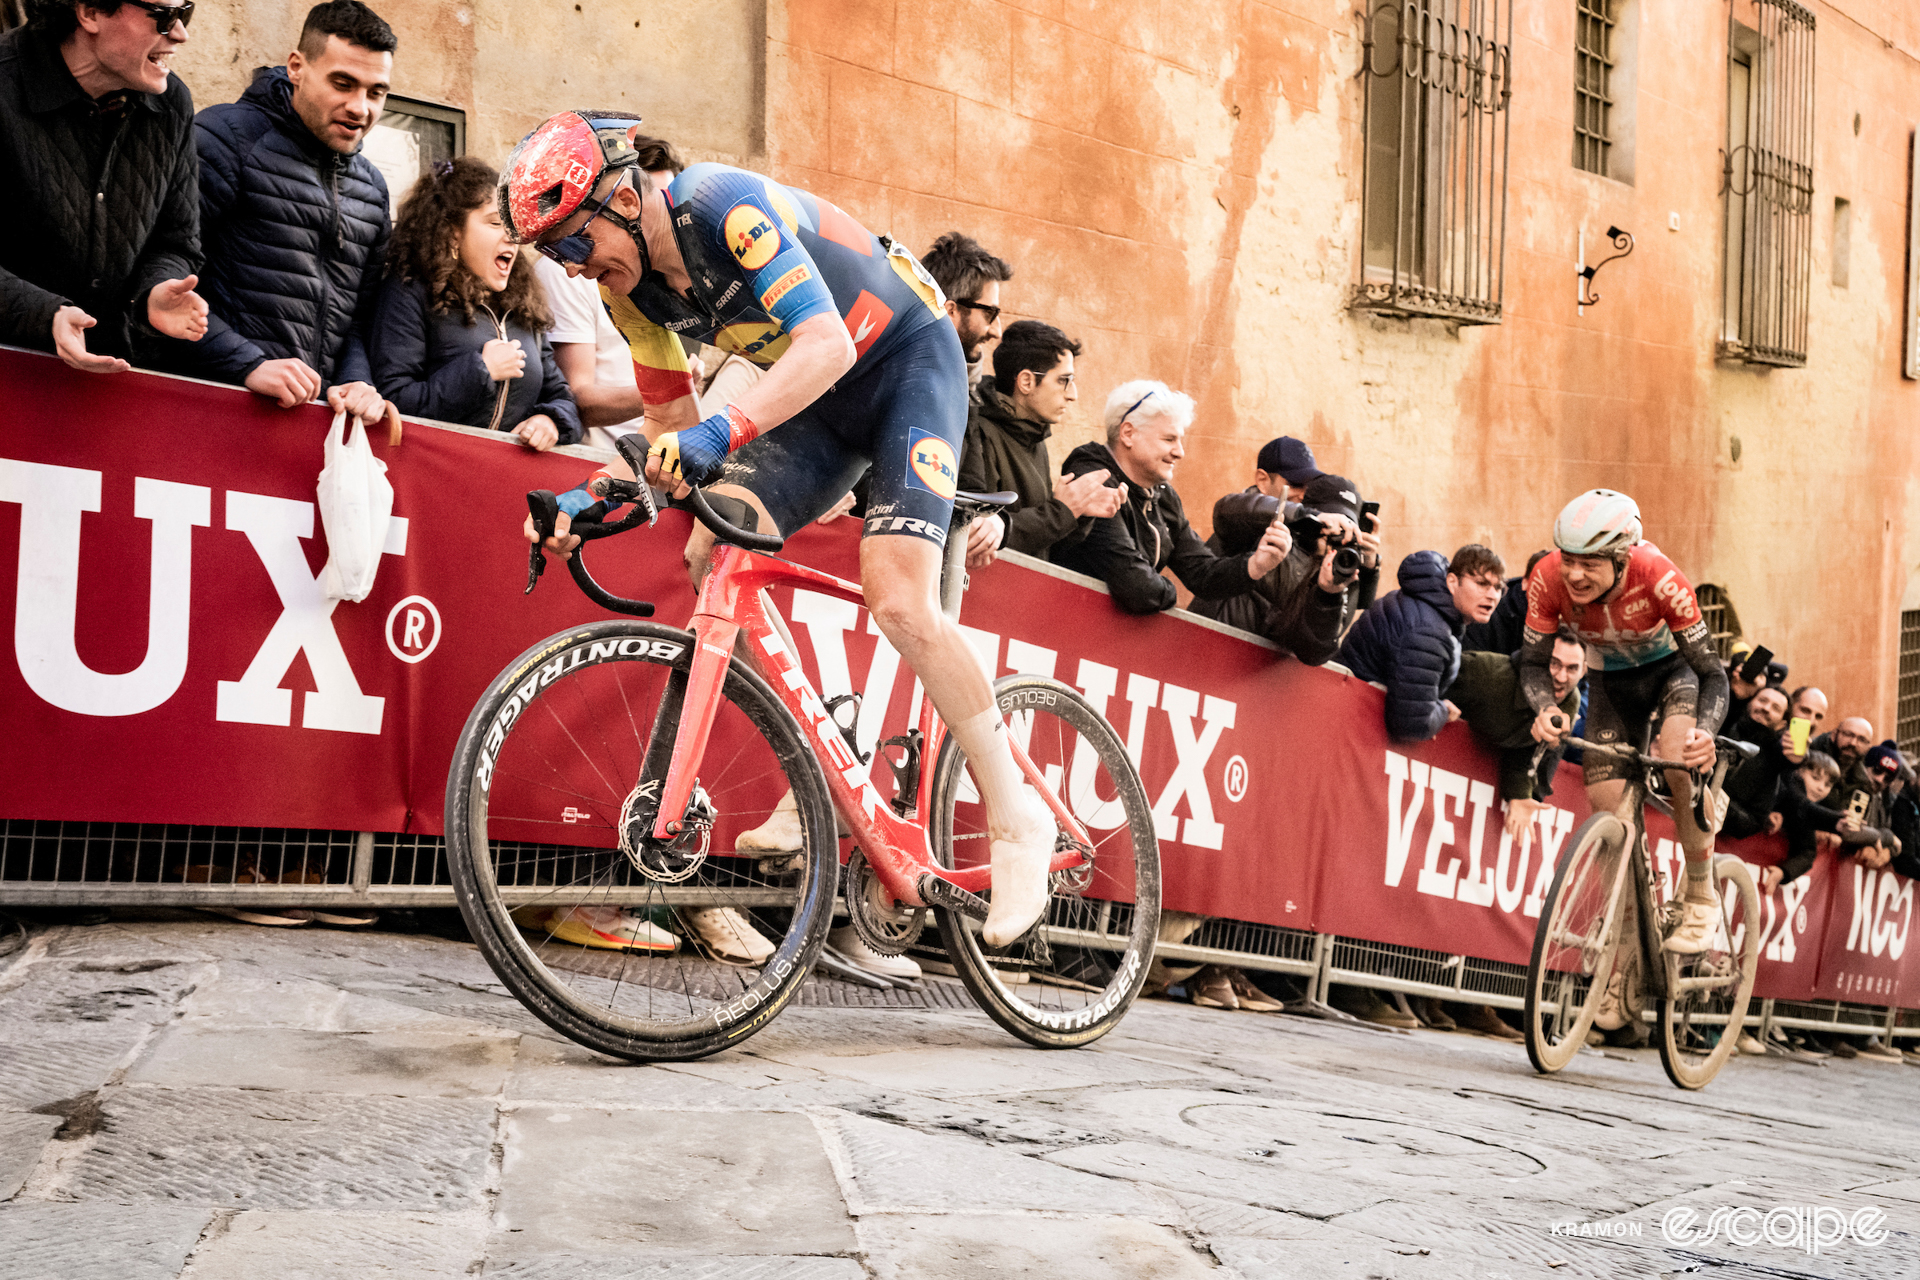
[1524,812,1631,1073]
[930,674,1160,1049]
[443,620,837,1061]
[1658,854,1761,1090]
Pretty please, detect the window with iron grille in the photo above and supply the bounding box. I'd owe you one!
[1574,0,1617,175]
[1694,584,1742,662]
[1720,2,1816,368]
[1354,0,1514,325]
[1898,610,1920,758]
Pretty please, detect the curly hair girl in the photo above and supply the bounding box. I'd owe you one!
[386,156,553,330]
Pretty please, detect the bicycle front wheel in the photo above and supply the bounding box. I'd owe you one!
[444,620,837,1061]
[930,674,1161,1049]
[1524,812,1631,1073]
[1658,853,1761,1090]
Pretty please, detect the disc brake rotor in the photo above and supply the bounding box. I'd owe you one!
[619,781,713,884]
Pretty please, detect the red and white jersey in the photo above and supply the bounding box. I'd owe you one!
[1524,544,1708,671]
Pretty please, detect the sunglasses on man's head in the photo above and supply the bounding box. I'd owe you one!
[122,0,195,33]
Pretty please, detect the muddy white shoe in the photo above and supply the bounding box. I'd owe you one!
[738,791,804,853]
[1663,897,1719,953]
[1593,968,1628,1030]
[1736,1032,1767,1056]
[827,924,922,982]
[981,799,1054,948]
[681,906,777,965]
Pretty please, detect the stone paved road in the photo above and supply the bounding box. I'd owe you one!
[1,916,1915,1279]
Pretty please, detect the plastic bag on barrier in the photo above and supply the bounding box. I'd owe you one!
[317,410,393,603]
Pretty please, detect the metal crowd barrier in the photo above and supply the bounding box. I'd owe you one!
[7,817,1912,1044]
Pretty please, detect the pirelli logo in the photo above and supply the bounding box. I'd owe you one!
[759,265,812,312]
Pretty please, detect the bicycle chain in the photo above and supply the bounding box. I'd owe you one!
[845,847,926,956]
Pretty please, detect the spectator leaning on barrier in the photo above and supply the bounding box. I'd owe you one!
[955,320,1121,568]
[1461,549,1549,656]
[538,133,684,453]
[1049,381,1287,615]
[1448,626,1585,841]
[370,157,580,448]
[921,230,1011,386]
[1812,715,1876,797]
[166,1,396,420]
[1762,751,1894,893]
[1337,544,1506,743]
[0,0,208,371]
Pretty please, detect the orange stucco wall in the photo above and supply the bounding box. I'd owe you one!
[768,0,1920,732]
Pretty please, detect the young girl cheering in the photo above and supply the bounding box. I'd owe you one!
[372,158,580,448]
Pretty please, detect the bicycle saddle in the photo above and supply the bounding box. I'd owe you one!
[953,489,1018,512]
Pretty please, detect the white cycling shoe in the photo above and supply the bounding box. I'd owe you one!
[981,797,1055,949]
[1663,896,1720,954]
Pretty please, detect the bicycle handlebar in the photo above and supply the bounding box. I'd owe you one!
[1525,713,1759,779]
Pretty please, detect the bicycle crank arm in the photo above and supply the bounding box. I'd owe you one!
[916,872,989,922]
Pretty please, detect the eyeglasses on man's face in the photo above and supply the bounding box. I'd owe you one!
[953,298,1001,325]
[122,0,195,34]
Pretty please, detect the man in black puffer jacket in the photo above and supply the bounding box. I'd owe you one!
[0,1,207,371]
[158,2,395,420]
[1048,380,1287,615]
[1338,545,1507,742]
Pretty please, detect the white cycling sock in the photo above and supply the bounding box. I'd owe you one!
[948,709,1053,947]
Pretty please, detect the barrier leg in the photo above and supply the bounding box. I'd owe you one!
[351,831,374,894]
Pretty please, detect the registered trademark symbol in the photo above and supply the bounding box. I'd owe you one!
[1223,754,1249,803]
[385,595,442,664]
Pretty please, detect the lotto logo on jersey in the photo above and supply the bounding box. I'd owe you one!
[725,204,780,270]
[1653,569,1699,621]
[907,428,958,501]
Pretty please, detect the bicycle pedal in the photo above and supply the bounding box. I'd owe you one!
[916,872,989,922]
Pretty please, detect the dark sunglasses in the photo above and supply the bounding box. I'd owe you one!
[953,297,1001,325]
[534,181,624,267]
[122,0,194,33]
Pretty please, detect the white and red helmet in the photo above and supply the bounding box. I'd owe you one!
[498,111,642,243]
[1553,489,1642,557]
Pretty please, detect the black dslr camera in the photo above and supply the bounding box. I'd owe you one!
[1286,509,1364,589]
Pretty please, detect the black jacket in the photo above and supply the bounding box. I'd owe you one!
[1049,442,1257,615]
[368,276,581,442]
[162,66,389,388]
[1337,551,1465,742]
[955,383,1086,556]
[0,26,200,360]
[1191,487,1378,663]
[1447,650,1578,801]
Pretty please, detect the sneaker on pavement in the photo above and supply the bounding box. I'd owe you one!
[1413,997,1457,1031]
[827,924,922,982]
[198,906,309,928]
[1331,986,1419,1029]
[1593,968,1629,1030]
[1226,968,1286,1012]
[1663,896,1719,953]
[546,905,678,953]
[681,906,777,965]
[1829,1037,1859,1059]
[1858,1036,1903,1062]
[1453,1003,1525,1041]
[1189,965,1239,1010]
[1736,1032,1767,1056]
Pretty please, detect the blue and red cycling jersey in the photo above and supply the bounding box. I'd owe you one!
[598,163,947,405]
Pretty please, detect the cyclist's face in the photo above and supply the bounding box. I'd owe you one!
[549,179,646,294]
[1559,553,1616,604]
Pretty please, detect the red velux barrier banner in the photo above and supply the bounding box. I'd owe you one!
[1,351,1913,1007]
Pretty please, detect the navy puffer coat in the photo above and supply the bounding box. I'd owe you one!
[1336,550,1465,742]
[171,67,389,388]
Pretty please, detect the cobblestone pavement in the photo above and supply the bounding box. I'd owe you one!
[1,915,1915,1279]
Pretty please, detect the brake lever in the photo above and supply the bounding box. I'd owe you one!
[525,489,559,594]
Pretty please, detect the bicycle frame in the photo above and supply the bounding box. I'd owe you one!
[645,539,1096,909]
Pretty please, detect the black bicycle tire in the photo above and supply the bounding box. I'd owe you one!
[1524,811,1630,1074]
[1657,854,1761,1090]
[443,619,837,1061]
[929,674,1161,1049]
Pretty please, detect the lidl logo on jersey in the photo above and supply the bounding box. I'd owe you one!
[907,428,958,501]
[725,204,780,270]
[715,322,792,365]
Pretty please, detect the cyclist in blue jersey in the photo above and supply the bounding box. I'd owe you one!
[499,111,1052,947]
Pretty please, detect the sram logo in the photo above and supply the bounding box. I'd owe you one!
[782,589,1236,849]
[0,459,408,734]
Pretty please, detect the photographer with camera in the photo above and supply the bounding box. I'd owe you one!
[1337,545,1506,742]
[1049,381,1287,615]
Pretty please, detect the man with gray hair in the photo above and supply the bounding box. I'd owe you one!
[1049,380,1287,614]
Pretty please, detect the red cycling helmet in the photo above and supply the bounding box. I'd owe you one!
[498,111,643,243]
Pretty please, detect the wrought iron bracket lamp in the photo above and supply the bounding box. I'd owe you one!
[1577,225,1634,312]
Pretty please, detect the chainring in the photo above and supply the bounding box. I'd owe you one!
[845,847,926,956]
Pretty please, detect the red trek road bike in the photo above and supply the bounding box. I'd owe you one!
[443,458,1161,1061]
